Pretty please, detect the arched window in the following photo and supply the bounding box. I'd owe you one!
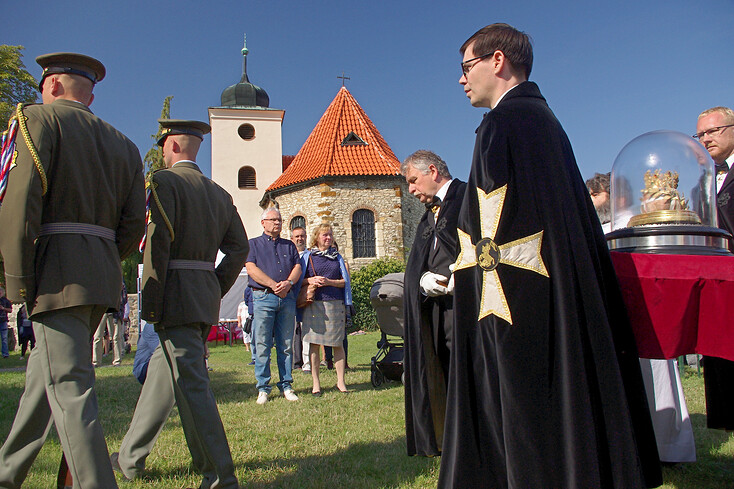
[290,215,305,230]
[238,166,256,189]
[351,209,375,258]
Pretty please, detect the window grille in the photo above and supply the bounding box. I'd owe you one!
[238,167,256,189]
[351,209,375,257]
[238,123,255,140]
[290,216,305,230]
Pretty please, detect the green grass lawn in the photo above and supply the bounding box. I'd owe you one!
[0,332,732,488]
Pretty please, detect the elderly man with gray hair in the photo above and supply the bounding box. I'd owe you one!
[695,106,734,432]
[401,150,466,457]
[246,207,302,405]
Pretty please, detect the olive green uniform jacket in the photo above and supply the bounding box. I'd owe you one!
[141,160,248,325]
[0,100,145,314]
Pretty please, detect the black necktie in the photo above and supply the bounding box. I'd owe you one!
[426,196,441,213]
[716,161,730,174]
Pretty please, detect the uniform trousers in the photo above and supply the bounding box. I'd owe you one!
[93,313,123,366]
[0,305,118,489]
[153,322,237,489]
[116,344,176,479]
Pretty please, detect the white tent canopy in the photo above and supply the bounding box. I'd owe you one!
[219,270,248,321]
[216,251,248,321]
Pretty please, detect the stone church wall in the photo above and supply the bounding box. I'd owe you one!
[271,176,423,270]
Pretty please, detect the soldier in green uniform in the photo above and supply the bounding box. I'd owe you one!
[0,53,146,488]
[113,120,247,489]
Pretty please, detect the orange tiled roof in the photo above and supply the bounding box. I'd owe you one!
[266,87,400,192]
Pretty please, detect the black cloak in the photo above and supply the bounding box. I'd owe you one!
[404,178,466,457]
[438,82,662,488]
[703,168,734,430]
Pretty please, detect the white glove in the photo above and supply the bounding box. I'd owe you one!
[446,263,456,295]
[420,271,449,297]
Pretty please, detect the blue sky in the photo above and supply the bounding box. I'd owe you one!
[4,0,733,183]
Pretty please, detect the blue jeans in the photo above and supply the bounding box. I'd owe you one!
[252,290,295,393]
[249,316,257,358]
[0,322,8,358]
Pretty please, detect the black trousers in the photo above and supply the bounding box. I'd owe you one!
[703,355,734,430]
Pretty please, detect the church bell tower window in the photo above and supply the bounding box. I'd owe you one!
[238,123,255,140]
[238,166,257,189]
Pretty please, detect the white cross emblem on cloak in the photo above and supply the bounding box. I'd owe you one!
[453,185,549,324]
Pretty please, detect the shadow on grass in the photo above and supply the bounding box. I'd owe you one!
[660,413,734,489]
[142,438,436,489]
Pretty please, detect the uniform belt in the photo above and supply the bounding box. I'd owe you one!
[38,222,116,241]
[168,259,215,272]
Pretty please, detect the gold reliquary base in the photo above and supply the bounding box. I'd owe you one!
[627,209,702,227]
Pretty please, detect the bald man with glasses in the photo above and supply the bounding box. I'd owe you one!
[695,106,734,432]
[695,107,734,193]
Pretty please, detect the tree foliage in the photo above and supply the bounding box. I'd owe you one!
[0,46,38,288]
[143,95,173,179]
[350,257,405,331]
[0,45,38,129]
[121,96,175,293]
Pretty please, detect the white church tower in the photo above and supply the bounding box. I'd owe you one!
[209,35,285,238]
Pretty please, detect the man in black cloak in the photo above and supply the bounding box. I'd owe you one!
[695,106,734,431]
[438,24,662,488]
[402,150,466,457]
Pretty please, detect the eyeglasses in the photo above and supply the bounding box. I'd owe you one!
[263,218,282,222]
[693,124,734,140]
[461,52,494,76]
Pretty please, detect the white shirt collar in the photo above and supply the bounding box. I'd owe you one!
[492,83,520,109]
[435,179,453,201]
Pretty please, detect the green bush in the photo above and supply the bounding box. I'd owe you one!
[350,257,405,331]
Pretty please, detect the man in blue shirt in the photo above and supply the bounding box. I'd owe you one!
[246,208,302,404]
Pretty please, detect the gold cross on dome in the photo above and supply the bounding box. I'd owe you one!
[453,185,549,324]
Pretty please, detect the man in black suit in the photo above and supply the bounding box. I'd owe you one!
[402,150,466,457]
[695,106,734,431]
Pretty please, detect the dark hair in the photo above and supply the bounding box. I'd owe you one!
[461,23,533,79]
[585,172,611,194]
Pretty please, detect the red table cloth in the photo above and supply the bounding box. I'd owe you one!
[610,251,734,362]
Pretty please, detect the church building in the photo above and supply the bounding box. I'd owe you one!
[209,39,422,269]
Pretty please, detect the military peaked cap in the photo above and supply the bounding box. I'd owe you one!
[36,52,106,92]
[157,119,212,147]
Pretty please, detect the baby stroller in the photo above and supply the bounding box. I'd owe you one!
[369,272,405,387]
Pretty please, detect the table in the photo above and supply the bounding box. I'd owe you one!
[207,320,240,346]
[610,251,734,362]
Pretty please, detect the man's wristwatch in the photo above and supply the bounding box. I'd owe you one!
[288,280,294,286]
